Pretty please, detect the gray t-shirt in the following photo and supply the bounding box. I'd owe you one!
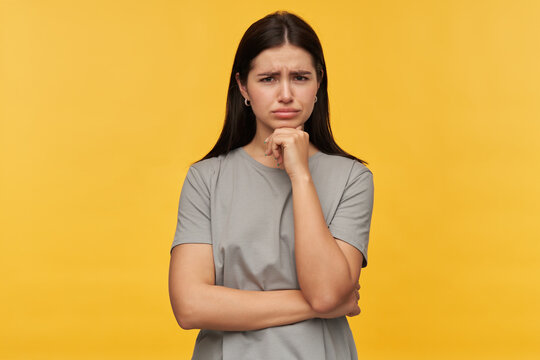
[171,146,374,360]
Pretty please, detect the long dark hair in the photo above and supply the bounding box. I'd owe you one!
[193,10,367,166]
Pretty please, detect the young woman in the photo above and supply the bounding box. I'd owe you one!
[168,10,374,360]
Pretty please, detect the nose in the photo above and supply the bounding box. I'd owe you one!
[278,80,293,103]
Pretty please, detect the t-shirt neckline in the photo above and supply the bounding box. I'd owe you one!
[237,146,323,173]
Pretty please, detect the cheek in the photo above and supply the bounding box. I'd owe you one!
[299,87,317,103]
[250,89,273,111]
[250,87,270,101]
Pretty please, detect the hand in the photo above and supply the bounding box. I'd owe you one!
[346,282,361,317]
[263,124,310,178]
[315,283,361,319]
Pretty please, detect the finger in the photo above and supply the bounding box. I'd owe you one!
[264,136,271,156]
[271,138,279,159]
[348,305,360,317]
[271,138,283,165]
[277,144,283,163]
[264,134,277,161]
[274,147,281,166]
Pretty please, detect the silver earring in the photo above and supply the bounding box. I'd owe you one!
[314,96,317,103]
[244,98,251,107]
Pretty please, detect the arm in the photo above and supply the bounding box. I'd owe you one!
[168,166,313,331]
[290,174,365,313]
[168,243,359,332]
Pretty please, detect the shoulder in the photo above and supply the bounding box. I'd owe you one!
[185,151,233,186]
[317,152,373,180]
[189,156,221,177]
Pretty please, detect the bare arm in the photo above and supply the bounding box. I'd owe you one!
[290,174,365,313]
[168,243,359,332]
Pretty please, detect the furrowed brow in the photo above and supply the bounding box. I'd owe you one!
[256,70,312,76]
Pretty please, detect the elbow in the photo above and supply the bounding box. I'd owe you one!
[174,307,198,330]
[169,282,211,330]
[171,297,198,330]
[177,316,195,330]
[308,293,343,314]
[307,283,356,314]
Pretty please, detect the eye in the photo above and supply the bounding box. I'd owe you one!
[260,77,274,82]
[295,76,309,81]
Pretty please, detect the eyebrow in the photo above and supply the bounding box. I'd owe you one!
[256,70,312,76]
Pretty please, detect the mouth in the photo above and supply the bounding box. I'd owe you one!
[272,110,300,119]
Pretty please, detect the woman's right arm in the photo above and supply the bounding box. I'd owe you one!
[168,243,359,332]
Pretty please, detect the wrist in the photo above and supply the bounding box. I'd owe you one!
[290,171,313,184]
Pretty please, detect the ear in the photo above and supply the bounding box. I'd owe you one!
[317,69,324,89]
[235,72,249,100]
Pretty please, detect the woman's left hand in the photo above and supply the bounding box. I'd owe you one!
[264,124,310,179]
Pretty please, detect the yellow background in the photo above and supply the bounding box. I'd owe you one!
[1,0,539,359]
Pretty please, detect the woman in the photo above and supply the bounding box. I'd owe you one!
[168,10,374,360]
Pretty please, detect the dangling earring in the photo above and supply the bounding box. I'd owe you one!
[314,96,317,103]
[244,98,251,107]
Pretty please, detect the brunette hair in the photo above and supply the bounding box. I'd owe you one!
[193,10,367,165]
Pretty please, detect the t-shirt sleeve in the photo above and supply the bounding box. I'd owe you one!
[328,162,374,268]
[170,166,212,253]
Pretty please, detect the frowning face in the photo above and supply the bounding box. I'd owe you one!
[236,44,321,132]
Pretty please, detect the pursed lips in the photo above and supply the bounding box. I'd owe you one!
[272,108,300,113]
[272,109,300,118]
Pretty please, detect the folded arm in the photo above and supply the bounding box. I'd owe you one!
[168,243,359,332]
[290,174,365,313]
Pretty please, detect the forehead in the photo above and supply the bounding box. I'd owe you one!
[251,44,315,71]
